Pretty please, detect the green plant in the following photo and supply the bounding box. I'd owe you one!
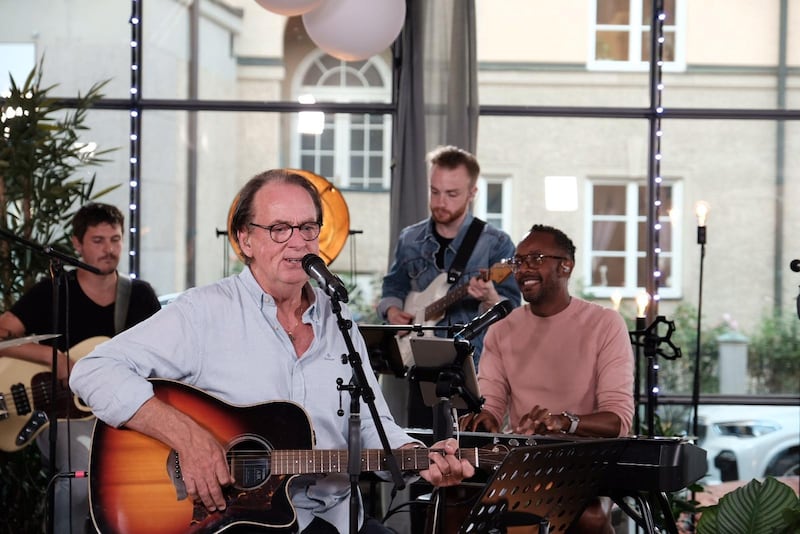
[0,61,115,534]
[0,447,48,534]
[0,60,116,311]
[696,477,800,534]
[747,312,800,394]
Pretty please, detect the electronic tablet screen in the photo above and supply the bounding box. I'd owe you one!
[409,336,480,410]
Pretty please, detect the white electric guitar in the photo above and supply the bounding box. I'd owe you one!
[0,336,108,452]
[396,263,513,366]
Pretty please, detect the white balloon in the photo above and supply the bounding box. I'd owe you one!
[254,0,324,17]
[302,0,406,62]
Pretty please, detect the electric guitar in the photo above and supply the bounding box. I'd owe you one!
[396,262,513,366]
[0,336,107,452]
[89,379,508,534]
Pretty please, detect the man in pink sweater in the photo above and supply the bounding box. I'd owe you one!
[461,224,634,533]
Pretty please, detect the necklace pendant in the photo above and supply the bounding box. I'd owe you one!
[287,332,295,343]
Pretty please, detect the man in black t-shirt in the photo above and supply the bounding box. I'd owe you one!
[0,202,161,533]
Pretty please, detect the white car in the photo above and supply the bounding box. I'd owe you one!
[695,404,800,485]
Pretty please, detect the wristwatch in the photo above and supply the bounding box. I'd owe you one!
[561,412,580,434]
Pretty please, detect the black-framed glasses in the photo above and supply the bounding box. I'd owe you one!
[506,253,568,271]
[248,221,322,243]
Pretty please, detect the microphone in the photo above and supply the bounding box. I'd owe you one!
[790,259,800,273]
[454,300,514,341]
[302,253,349,303]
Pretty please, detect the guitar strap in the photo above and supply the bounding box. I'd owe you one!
[114,272,132,334]
[447,218,486,284]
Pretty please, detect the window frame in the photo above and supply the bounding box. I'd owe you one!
[475,174,513,235]
[584,178,683,299]
[587,0,687,72]
[290,50,393,190]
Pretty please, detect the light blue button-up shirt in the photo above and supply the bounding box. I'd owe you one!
[71,267,416,532]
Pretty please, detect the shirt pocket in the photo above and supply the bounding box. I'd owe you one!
[406,258,434,292]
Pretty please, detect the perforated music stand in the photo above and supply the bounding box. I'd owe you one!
[459,439,627,534]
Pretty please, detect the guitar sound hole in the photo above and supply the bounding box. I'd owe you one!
[228,434,272,491]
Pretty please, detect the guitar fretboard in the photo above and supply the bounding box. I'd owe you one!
[270,447,480,475]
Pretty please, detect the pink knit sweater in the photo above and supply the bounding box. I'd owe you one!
[477,297,634,436]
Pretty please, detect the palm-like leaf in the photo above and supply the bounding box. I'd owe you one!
[697,477,800,534]
[0,60,119,310]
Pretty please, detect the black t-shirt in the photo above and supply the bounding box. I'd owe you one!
[11,270,162,351]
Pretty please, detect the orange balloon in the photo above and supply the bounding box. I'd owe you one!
[227,169,350,265]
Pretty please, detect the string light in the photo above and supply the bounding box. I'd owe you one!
[128,0,141,278]
[646,1,667,310]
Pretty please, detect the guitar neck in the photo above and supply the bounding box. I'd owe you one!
[270,447,479,475]
[424,284,469,322]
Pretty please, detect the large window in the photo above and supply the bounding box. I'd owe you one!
[292,52,392,190]
[586,180,682,299]
[590,0,685,70]
[476,175,512,235]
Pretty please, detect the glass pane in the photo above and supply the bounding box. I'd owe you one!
[638,184,671,216]
[637,220,648,250]
[344,71,361,86]
[368,129,383,149]
[658,255,673,287]
[368,156,382,177]
[592,256,625,286]
[350,156,364,178]
[641,30,676,62]
[486,183,503,213]
[301,134,316,150]
[320,128,335,150]
[351,129,364,150]
[596,30,630,60]
[594,185,627,215]
[320,156,334,177]
[643,0,676,25]
[597,0,630,24]
[593,221,626,251]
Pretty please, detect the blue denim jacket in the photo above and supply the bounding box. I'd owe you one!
[378,213,521,365]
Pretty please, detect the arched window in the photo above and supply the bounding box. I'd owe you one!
[291,51,392,190]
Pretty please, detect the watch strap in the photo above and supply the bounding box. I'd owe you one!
[561,411,579,434]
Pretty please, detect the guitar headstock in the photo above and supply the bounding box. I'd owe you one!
[483,262,514,284]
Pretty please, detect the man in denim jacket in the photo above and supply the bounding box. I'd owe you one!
[378,146,520,368]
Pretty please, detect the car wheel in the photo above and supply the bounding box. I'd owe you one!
[765,448,800,477]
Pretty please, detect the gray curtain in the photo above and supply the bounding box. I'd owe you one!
[388,0,479,259]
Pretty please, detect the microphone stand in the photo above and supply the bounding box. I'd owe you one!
[0,228,99,534]
[629,316,682,436]
[425,336,483,534]
[330,296,406,534]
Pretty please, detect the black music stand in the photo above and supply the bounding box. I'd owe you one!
[459,440,627,534]
[358,325,407,377]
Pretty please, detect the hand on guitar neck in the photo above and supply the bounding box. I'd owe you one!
[387,264,513,366]
[387,263,513,334]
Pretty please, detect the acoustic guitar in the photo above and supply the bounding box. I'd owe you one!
[396,262,513,366]
[0,336,107,452]
[89,379,507,534]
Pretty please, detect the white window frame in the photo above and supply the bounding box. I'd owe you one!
[583,179,683,299]
[475,174,512,235]
[291,51,392,190]
[588,0,686,72]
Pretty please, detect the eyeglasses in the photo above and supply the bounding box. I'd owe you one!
[248,221,322,243]
[506,253,568,271]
